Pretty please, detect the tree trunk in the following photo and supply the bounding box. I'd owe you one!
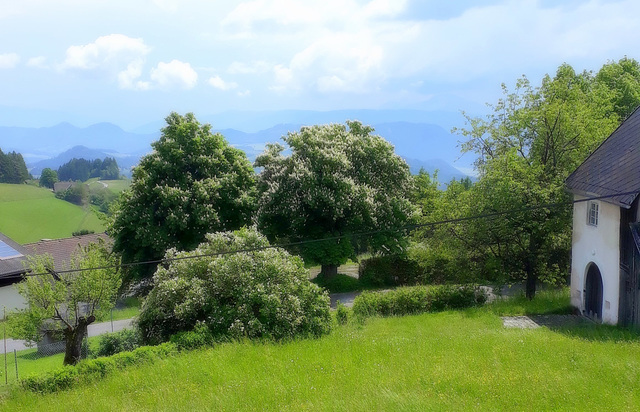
[525,270,537,300]
[321,264,338,279]
[63,315,95,366]
[525,234,539,300]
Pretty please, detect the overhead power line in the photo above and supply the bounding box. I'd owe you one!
[22,189,640,278]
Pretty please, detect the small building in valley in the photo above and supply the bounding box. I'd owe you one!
[566,107,640,325]
[53,181,74,193]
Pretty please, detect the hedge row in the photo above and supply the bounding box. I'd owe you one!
[352,284,487,318]
[21,342,176,394]
[358,255,422,287]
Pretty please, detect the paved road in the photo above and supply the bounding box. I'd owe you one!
[330,292,360,308]
[0,318,134,354]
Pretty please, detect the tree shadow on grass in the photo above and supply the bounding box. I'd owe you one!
[531,315,640,343]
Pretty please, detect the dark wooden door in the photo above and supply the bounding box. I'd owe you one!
[585,264,603,320]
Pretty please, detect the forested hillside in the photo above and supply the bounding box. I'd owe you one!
[0,148,29,183]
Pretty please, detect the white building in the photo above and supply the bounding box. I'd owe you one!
[566,107,640,325]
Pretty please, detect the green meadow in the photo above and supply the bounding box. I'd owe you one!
[86,178,131,194]
[2,290,639,411]
[0,184,104,244]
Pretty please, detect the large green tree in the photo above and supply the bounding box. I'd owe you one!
[255,121,416,278]
[450,63,620,298]
[10,240,120,366]
[595,56,640,120]
[39,168,58,189]
[108,112,256,279]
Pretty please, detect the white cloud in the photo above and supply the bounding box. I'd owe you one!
[218,0,640,99]
[208,75,238,91]
[61,34,150,70]
[0,53,20,69]
[150,60,198,90]
[117,59,150,90]
[270,64,295,91]
[26,56,47,68]
[237,89,251,97]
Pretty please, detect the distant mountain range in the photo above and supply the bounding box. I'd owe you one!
[28,145,142,177]
[0,114,475,180]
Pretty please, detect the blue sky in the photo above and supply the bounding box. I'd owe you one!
[1,0,639,129]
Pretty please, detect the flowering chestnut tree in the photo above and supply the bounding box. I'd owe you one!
[108,112,256,279]
[255,121,416,278]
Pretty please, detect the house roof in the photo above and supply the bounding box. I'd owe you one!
[566,106,640,208]
[0,232,29,281]
[23,233,111,271]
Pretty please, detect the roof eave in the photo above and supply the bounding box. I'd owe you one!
[567,187,639,209]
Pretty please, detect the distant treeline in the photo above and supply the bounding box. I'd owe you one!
[58,157,120,182]
[0,148,30,183]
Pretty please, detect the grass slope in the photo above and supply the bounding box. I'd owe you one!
[0,184,104,243]
[3,296,639,410]
[86,178,131,194]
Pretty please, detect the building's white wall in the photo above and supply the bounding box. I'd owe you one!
[571,195,620,324]
[0,285,27,317]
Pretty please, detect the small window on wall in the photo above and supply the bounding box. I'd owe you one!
[587,201,599,226]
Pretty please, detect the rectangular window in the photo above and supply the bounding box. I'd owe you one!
[587,201,599,227]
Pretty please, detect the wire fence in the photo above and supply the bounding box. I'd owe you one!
[1,334,89,385]
[1,301,136,386]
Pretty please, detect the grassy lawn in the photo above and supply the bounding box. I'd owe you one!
[1,347,65,386]
[2,289,639,410]
[94,297,141,323]
[0,184,104,243]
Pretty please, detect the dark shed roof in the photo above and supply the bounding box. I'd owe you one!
[566,106,640,208]
[0,232,28,281]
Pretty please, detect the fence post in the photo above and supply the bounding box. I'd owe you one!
[13,349,18,381]
[3,307,7,385]
[111,308,114,332]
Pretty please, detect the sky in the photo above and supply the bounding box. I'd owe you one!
[1,0,640,130]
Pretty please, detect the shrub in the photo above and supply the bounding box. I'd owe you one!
[21,367,79,393]
[406,243,477,284]
[352,285,487,318]
[170,322,215,350]
[358,255,422,287]
[312,273,361,293]
[137,227,333,344]
[93,329,142,357]
[72,229,95,236]
[21,343,177,394]
[335,302,349,325]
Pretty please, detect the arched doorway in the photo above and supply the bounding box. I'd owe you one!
[584,263,603,320]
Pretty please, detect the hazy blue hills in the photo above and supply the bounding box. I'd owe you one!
[134,109,464,134]
[0,122,158,161]
[0,113,474,180]
[402,157,472,187]
[29,145,142,177]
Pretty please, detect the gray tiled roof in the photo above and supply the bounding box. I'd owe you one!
[0,232,28,280]
[566,106,640,208]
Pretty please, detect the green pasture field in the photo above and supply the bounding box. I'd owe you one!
[0,184,104,244]
[2,289,639,411]
[86,178,130,194]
